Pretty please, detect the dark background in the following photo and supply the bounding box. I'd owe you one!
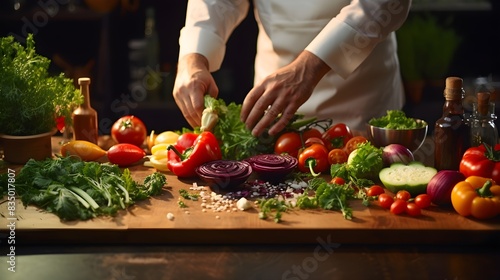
[1,0,499,134]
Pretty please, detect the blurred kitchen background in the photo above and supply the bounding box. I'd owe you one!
[0,0,499,134]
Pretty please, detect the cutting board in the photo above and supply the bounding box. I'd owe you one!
[1,163,499,246]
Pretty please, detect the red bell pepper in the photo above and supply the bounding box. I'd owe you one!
[459,144,500,183]
[168,132,199,162]
[167,131,222,177]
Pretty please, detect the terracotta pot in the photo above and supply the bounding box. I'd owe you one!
[403,80,426,104]
[0,128,57,164]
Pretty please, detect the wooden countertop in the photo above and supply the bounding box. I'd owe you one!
[1,136,499,246]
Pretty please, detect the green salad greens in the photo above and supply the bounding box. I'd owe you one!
[200,96,311,160]
[368,110,424,129]
[8,156,167,221]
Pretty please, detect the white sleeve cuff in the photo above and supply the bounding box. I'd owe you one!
[305,18,378,79]
[179,26,226,72]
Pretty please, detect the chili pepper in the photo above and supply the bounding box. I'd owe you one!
[451,176,500,219]
[298,143,329,176]
[167,131,222,178]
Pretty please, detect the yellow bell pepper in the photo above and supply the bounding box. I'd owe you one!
[451,176,500,219]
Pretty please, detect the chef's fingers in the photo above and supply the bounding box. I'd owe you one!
[241,84,274,133]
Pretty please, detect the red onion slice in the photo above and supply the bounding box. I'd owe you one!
[196,160,252,189]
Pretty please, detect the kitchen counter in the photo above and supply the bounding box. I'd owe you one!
[0,136,499,279]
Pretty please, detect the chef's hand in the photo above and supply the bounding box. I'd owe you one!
[173,53,219,128]
[241,51,331,137]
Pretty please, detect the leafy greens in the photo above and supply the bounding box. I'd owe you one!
[12,156,167,221]
[368,110,423,129]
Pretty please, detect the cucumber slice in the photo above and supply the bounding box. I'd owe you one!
[379,162,437,196]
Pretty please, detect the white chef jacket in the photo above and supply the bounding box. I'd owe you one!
[178,0,412,132]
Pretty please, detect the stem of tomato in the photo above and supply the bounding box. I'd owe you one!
[306,158,321,177]
[476,180,493,197]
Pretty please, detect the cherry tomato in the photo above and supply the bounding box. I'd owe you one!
[330,176,346,185]
[107,143,146,167]
[395,190,412,201]
[390,199,407,215]
[344,136,368,155]
[406,202,422,217]
[322,123,353,150]
[414,194,432,209]
[378,193,394,209]
[367,185,385,197]
[111,115,147,147]
[327,148,348,165]
[274,132,303,158]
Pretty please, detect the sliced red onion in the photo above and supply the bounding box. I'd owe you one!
[427,170,466,205]
[196,160,252,189]
[245,154,298,183]
[382,144,414,166]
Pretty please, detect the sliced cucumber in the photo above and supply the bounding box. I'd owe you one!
[379,162,437,196]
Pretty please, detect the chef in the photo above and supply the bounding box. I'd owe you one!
[173,0,412,136]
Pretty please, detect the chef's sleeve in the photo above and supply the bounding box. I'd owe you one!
[179,0,250,72]
[305,0,411,79]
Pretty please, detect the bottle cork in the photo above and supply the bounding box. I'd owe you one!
[444,76,464,100]
[477,92,490,116]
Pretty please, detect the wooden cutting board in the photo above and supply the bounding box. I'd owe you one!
[1,163,499,246]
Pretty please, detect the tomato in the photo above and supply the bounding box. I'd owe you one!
[305,137,326,147]
[274,132,303,158]
[406,202,422,217]
[327,148,348,165]
[390,199,407,215]
[367,185,385,197]
[322,123,353,150]
[459,144,500,183]
[330,176,346,185]
[414,194,431,209]
[298,143,329,175]
[302,128,323,142]
[395,190,412,201]
[111,115,147,147]
[378,193,394,209]
[344,136,368,155]
[107,143,146,167]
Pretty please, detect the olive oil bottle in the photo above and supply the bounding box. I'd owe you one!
[72,77,98,144]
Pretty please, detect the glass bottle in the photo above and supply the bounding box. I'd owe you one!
[72,77,98,144]
[469,92,498,147]
[434,77,470,170]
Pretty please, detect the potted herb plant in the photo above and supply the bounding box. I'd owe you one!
[0,34,82,164]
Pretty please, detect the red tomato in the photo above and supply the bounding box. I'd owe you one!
[395,190,412,201]
[322,123,353,150]
[330,176,346,185]
[111,115,147,147]
[390,199,407,215]
[367,185,385,197]
[378,193,394,209]
[302,128,323,142]
[305,137,326,147]
[459,144,500,183]
[406,202,422,217]
[344,136,368,155]
[298,143,329,175]
[107,143,146,166]
[327,148,348,165]
[414,194,431,209]
[274,132,303,158]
